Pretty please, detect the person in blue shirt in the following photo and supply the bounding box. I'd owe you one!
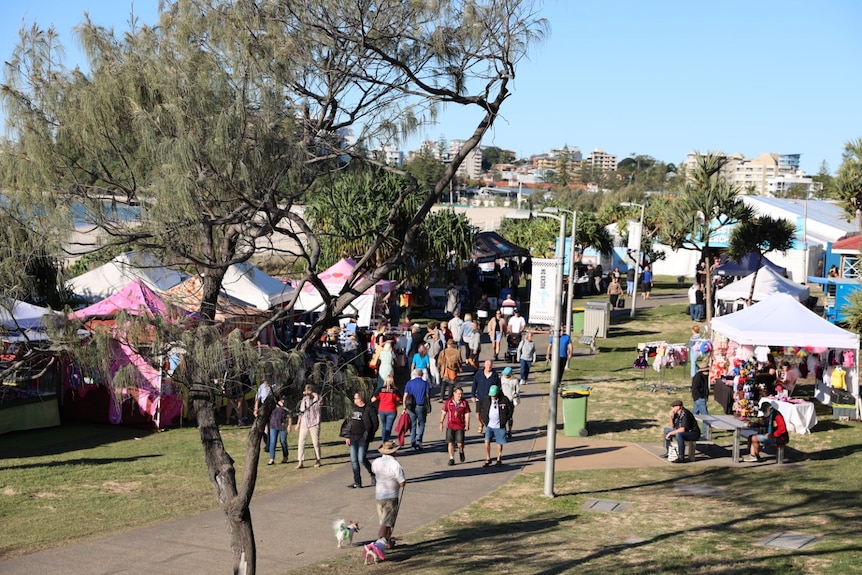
[546,330,574,384]
[404,369,431,451]
[641,264,653,299]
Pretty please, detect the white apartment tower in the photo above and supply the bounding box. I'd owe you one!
[586,148,617,172]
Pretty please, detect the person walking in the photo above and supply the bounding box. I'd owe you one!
[516,332,537,385]
[404,369,431,451]
[267,396,289,465]
[467,321,481,371]
[439,387,471,465]
[486,310,507,361]
[371,441,406,549]
[546,329,573,375]
[499,367,520,439]
[372,375,401,444]
[607,275,623,309]
[641,264,653,299]
[291,384,323,468]
[437,339,463,403]
[479,385,513,467]
[345,392,377,488]
[471,359,500,434]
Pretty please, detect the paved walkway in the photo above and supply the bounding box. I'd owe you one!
[0,289,694,575]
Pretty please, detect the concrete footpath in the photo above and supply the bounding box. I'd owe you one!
[0,290,690,575]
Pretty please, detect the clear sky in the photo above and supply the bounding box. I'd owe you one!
[2,0,860,174]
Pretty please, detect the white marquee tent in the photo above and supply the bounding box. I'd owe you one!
[711,293,859,409]
[715,266,810,304]
[66,251,187,303]
[220,262,294,310]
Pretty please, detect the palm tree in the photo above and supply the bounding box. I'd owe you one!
[727,215,796,304]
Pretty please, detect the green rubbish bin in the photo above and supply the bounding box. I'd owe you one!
[571,307,586,335]
[562,385,592,437]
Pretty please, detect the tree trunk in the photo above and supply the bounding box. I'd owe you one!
[704,245,714,324]
[190,379,263,574]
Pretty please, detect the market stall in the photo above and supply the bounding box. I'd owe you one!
[709,293,860,426]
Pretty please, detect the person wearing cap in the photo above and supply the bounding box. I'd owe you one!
[404,368,431,451]
[371,441,406,548]
[440,387,471,465]
[745,400,789,462]
[691,353,711,435]
[478,384,513,467]
[506,308,526,335]
[499,367,521,439]
[471,359,500,434]
[663,399,700,462]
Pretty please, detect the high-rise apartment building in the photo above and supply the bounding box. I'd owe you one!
[586,148,617,172]
[683,152,812,196]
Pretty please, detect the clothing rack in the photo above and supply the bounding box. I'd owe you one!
[635,341,689,393]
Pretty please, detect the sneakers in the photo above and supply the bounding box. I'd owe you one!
[314,460,321,468]
[743,455,761,463]
[295,462,304,469]
[459,450,465,463]
[448,458,455,466]
[348,483,361,489]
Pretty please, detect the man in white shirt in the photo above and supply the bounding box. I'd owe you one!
[506,309,526,335]
[687,283,698,321]
[371,441,406,548]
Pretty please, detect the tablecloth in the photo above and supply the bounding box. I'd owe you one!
[765,397,818,434]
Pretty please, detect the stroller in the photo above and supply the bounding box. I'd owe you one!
[504,332,522,363]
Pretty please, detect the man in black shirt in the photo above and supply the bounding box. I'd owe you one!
[663,399,700,463]
[691,354,710,435]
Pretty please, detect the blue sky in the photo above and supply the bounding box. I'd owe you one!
[2,0,860,174]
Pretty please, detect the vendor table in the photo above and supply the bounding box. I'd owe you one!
[763,396,818,435]
[695,414,752,463]
[713,379,735,414]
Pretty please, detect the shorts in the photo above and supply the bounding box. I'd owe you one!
[494,332,502,343]
[446,428,465,445]
[376,497,400,528]
[484,426,507,444]
[755,434,777,446]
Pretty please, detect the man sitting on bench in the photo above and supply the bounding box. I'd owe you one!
[745,399,789,463]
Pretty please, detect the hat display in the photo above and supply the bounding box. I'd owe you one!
[502,367,513,376]
[378,441,400,455]
[489,385,500,396]
[696,353,711,370]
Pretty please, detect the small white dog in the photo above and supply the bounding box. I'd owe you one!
[363,537,387,564]
[333,519,360,549]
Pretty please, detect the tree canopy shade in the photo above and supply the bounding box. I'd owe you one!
[0,1,547,572]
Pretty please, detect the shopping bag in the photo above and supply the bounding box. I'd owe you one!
[617,299,625,308]
[667,442,679,462]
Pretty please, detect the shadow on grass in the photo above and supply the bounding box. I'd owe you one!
[0,423,156,459]
[586,418,657,434]
[1,454,162,471]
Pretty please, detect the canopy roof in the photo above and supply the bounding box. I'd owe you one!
[221,262,294,310]
[713,252,786,277]
[0,300,60,331]
[299,257,396,295]
[472,232,529,263]
[711,293,859,349]
[715,266,809,303]
[70,279,189,321]
[66,251,187,302]
[164,275,266,327]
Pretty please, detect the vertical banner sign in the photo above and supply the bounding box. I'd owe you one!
[627,220,643,254]
[529,258,558,326]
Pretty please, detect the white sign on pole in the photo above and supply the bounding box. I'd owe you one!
[627,220,643,254]
[528,258,558,326]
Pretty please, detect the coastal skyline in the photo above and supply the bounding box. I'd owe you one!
[1,0,860,175]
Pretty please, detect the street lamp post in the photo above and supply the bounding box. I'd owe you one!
[544,207,578,337]
[620,202,645,318]
[504,209,566,498]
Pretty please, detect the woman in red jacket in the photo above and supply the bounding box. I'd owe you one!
[745,400,789,462]
[372,375,401,444]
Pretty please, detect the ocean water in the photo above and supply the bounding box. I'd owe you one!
[70,201,141,227]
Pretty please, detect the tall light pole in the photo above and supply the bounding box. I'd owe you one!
[544,207,578,336]
[504,209,565,498]
[620,202,645,318]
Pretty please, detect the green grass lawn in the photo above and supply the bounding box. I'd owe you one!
[2,282,861,574]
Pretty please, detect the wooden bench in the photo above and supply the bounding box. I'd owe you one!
[736,428,787,464]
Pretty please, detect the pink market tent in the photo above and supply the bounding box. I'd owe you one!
[71,279,191,322]
[296,258,396,326]
[65,279,188,428]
